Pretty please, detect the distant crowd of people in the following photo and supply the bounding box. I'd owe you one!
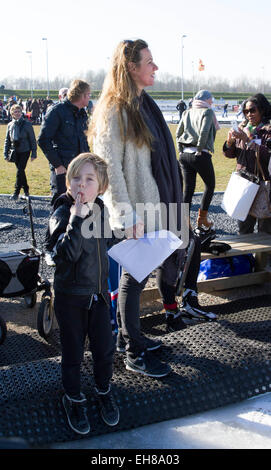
[0,94,94,125]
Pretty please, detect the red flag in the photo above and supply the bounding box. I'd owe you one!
[198,59,205,71]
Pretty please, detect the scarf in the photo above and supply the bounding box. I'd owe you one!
[138,92,187,284]
[192,99,220,130]
[244,122,264,140]
[10,117,24,142]
[139,91,183,232]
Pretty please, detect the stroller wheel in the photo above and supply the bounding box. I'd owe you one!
[37,296,54,340]
[24,292,37,308]
[0,316,7,345]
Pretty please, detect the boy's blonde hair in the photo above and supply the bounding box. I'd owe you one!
[66,153,109,195]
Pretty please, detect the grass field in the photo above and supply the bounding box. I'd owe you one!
[0,124,235,196]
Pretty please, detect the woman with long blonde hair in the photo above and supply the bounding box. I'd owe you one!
[88,39,215,379]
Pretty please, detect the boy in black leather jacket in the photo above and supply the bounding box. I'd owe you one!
[49,153,120,435]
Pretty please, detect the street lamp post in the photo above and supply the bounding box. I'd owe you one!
[42,38,49,97]
[25,51,33,98]
[181,34,187,100]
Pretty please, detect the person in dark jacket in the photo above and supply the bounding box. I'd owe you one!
[176,99,187,120]
[38,79,90,264]
[49,152,120,435]
[29,98,40,124]
[223,93,271,234]
[4,104,37,199]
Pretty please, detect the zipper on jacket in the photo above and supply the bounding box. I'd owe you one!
[97,238,102,293]
[88,294,98,310]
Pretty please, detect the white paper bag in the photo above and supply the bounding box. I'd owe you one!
[108,230,183,282]
[221,172,259,221]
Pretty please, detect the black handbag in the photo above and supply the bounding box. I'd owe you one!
[6,148,17,163]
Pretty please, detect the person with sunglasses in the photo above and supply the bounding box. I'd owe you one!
[223,93,271,234]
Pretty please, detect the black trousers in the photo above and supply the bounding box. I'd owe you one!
[118,236,201,356]
[179,151,215,211]
[14,151,30,195]
[54,293,115,398]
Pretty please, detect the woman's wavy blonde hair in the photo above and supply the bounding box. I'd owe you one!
[88,39,153,149]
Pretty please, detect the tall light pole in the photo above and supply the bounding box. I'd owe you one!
[25,51,33,98]
[181,34,187,100]
[42,37,49,97]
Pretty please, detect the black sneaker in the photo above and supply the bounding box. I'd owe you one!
[165,309,187,333]
[62,393,90,435]
[116,331,162,353]
[143,335,162,351]
[10,193,19,201]
[95,387,120,426]
[181,289,217,321]
[125,351,171,378]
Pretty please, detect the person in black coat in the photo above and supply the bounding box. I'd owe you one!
[38,79,90,263]
[4,104,37,199]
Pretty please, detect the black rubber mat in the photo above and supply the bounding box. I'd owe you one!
[1,295,271,448]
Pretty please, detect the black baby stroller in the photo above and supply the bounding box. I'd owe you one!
[0,196,54,341]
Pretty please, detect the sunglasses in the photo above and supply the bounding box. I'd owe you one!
[243,107,257,115]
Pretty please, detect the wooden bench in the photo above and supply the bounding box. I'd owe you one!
[141,232,271,303]
[198,232,271,293]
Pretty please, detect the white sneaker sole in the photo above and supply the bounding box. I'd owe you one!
[182,306,217,321]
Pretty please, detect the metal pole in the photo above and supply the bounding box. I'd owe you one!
[181,35,187,101]
[192,60,195,98]
[26,51,33,98]
[42,38,49,97]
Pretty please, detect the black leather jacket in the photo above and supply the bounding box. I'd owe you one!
[4,117,37,158]
[38,99,89,169]
[49,194,120,296]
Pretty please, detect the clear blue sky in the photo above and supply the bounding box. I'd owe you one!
[2,0,270,88]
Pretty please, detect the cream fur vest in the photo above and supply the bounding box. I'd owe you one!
[93,109,161,232]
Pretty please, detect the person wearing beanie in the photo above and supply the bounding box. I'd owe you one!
[176,89,219,229]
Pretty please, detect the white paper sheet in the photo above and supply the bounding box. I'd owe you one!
[108,230,183,282]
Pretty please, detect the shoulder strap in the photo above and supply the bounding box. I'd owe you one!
[255,146,266,181]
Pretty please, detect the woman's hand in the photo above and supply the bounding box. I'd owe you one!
[125,221,144,239]
[231,128,248,143]
[70,193,89,219]
[226,130,236,147]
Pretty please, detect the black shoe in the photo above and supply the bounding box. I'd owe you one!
[143,335,162,351]
[95,387,120,426]
[116,331,162,353]
[181,289,217,321]
[10,193,19,201]
[165,309,187,333]
[62,393,90,435]
[125,351,171,378]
